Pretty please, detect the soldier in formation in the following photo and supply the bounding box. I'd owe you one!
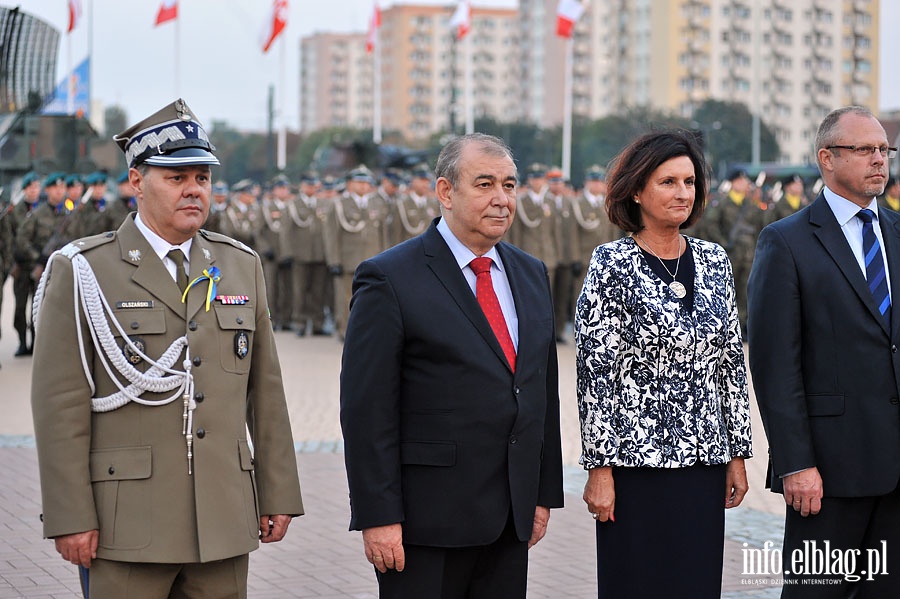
[696,168,767,336]
[390,163,440,245]
[767,173,810,223]
[10,172,42,356]
[280,173,330,336]
[323,165,391,341]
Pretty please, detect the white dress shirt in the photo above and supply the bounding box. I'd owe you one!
[436,217,519,349]
[135,214,192,282]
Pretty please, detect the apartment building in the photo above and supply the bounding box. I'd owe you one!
[300,32,372,134]
[302,1,879,162]
[300,4,519,141]
[558,0,880,163]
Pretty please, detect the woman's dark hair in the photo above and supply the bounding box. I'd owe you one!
[605,129,709,232]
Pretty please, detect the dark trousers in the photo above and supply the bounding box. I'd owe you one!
[780,482,900,598]
[13,266,35,347]
[376,515,528,599]
[552,263,574,337]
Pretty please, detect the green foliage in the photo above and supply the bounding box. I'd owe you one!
[198,100,780,188]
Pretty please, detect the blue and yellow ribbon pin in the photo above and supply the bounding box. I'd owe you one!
[182,266,221,311]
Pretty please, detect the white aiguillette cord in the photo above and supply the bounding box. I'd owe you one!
[34,245,198,475]
[635,234,687,299]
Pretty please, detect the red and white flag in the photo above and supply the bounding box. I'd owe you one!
[261,0,289,53]
[155,0,178,27]
[556,0,584,38]
[67,0,82,33]
[365,3,381,54]
[449,0,471,41]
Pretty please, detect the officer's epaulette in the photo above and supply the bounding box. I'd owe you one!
[60,231,117,256]
[199,229,258,257]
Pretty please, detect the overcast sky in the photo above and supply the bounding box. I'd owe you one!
[18,0,900,133]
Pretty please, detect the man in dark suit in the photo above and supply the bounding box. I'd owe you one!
[340,133,564,598]
[748,105,900,597]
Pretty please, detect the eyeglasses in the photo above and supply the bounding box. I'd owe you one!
[826,145,898,159]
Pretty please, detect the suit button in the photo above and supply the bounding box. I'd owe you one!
[893,345,897,353]
[891,398,899,405]
[509,435,517,444]
[192,356,202,366]
[189,321,198,331]
[194,391,204,403]
[108,466,115,475]
[196,428,206,439]
[514,387,520,395]
[130,322,139,330]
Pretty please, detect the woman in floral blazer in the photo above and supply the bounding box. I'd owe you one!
[575,130,752,599]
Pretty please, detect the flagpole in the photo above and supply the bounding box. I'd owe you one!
[67,29,74,115]
[174,6,181,96]
[561,36,574,180]
[277,34,287,171]
[373,28,382,144]
[87,0,93,118]
[464,28,473,135]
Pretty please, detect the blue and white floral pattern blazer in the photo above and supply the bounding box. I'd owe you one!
[575,235,752,469]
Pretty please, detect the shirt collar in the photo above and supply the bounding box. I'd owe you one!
[135,213,192,262]
[823,186,879,227]
[436,217,505,273]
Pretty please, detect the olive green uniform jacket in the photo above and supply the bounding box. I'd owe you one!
[31,215,303,564]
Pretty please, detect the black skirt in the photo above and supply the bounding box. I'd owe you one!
[596,464,726,599]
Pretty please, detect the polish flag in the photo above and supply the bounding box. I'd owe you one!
[365,3,381,54]
[261,0,289,53]
[155,0,178,26]
[449,0,471,41]
[67,0,82,33]
[556,0,585,38]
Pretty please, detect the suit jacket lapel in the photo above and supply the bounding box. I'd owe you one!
[118,217,186,317]
[879,209,900,339]
[810,193,889,335]
[422,224,513,372]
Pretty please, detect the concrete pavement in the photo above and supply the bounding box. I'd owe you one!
[0,278,786,598]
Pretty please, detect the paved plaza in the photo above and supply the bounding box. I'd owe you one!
[0,279,787,598]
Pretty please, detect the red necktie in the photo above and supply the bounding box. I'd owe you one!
[469,257,516,372]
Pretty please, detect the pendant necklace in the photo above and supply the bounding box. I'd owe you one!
[637,234,686,298]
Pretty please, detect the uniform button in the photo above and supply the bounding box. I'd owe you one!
[196,428,206,439]
[108,466,115,475]
[514,387,520,395]
[509,435,517,445]
[194,391,204,403]
[188,321,198,331]
[192,356,202,366]
[236,317,244,325]
[105,232,114,238]
[130,322,139,330]
[893,345,897,353]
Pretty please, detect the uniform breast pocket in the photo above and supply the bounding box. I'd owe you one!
[215,306,256,374]
[112,308,167,371]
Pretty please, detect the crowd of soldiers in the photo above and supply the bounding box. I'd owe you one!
[3,159,899,362]
[0,170,137,361]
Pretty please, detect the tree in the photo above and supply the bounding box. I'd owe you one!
[691,99,780,180]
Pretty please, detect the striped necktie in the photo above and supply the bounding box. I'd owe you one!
[857,209,891,325]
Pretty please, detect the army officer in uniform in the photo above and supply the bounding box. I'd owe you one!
[31,99,304,599]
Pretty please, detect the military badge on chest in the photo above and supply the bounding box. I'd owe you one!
[234,331,249,359]
[123,336,146,365]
